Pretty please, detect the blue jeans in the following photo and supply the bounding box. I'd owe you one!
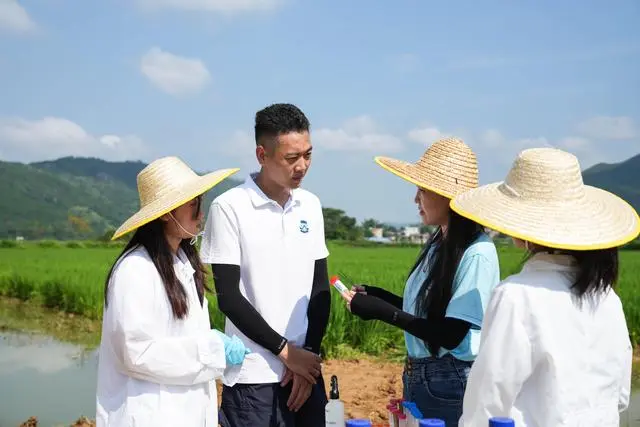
[402,354,472,426]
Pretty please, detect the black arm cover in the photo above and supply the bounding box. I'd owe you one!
[303,258,331,354]
[211,264,287,355]
[350,293,471,350]
[363,285,403,309]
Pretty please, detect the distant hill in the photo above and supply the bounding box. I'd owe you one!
[1,152,638,241]
[582,153,640,213]
[0,157,242,240]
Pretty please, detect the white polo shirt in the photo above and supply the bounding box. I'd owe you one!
[200,173,329,384]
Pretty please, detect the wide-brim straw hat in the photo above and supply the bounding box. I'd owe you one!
[111,156,239,240]
[374,137,479,199]
[450,147,640,250]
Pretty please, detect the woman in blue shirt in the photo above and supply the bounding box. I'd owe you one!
[344,137,500,425]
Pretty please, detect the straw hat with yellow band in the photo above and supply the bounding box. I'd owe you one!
[450,147,640,251]
[111,156,239,241]
[374,136,479,199]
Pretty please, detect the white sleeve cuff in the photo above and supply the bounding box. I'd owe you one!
[196,330,227,369]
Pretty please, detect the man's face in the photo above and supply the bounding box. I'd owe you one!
[257,131,312,190]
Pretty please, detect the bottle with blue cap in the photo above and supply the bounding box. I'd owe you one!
[419,419,445,427]
[489,417,515,426]
[345,419,371,427]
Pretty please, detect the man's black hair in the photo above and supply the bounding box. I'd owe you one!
[254,103,310,149]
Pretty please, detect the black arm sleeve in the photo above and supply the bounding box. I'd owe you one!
[211,264,287,355]
[350,293,471,350]
[364,285,403,309]
[303,258,331,354]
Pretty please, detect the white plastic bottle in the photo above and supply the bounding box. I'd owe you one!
[325,375,345,427]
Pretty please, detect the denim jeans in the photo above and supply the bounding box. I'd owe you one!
[402,354,473,426]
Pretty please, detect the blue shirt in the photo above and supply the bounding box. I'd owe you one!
[402,231,500,361]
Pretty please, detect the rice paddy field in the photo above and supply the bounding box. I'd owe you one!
[1,240,639,359]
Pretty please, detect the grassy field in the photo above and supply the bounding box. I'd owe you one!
[1,240,639,359]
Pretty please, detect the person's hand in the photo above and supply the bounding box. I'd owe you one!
[351,284,367,295]
[225,335,251,365]
[346,293,384,321]
[213,330,251,365]
[280,368,313,412]
[278,343,322,384]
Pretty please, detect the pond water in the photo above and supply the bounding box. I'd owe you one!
[0,331,97,427]
[0,329,639,426]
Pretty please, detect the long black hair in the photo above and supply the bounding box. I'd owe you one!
[411,209,483,356]
[527,245,619,299]
[104,197,210,319]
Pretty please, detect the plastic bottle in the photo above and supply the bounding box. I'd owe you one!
[489,417,515,427]
[419,420,445,427]
[325,375,345,427]
[345,420,371,427]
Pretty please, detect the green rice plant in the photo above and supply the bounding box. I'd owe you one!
[0,240,21,248]
[0,243,639,360]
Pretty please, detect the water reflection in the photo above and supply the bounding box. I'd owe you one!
[0,331,97,427]
[0,329,639,426]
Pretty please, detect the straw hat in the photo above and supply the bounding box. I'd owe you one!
[111,157,239,240]
[450,147,640,250]
[374,137,478,199]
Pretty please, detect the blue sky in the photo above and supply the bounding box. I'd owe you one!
[1,0,638,224]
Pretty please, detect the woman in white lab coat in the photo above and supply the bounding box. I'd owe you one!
[96,157,249,427]
[452,148,640,426]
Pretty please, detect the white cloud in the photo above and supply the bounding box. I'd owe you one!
[140,47,211,96]
[479,129,505,148]
[407,127,445,146]
[138,0,283,13]
[0,117,148,162]
[558,136,590,150]
[0,0,37,34]
[576,116,637,140]
[314,116,403,152]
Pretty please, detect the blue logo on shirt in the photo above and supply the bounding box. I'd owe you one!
[299,220,309,233]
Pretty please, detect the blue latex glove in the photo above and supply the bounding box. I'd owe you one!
[213,330,251,365]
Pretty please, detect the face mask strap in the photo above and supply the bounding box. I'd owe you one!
[168,212,203,246]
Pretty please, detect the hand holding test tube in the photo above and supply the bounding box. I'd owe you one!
[330,275,356,311]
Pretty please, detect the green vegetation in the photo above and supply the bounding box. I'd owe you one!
[1,241,639,360]
[583,153,640,212]
[3,152,639,241]
[0,157,242,240]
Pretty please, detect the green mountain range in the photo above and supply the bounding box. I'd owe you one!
[582,153,640,212]
[0,157,242,240]
[0,153,638,240]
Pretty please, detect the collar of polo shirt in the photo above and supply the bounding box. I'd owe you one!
[246,173,302,208]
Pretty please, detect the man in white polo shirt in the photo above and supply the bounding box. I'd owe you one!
[200,103,331,426]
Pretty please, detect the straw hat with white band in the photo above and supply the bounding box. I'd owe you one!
[375,136,479,199]
[111,156,239,241]
[450,147,640,250]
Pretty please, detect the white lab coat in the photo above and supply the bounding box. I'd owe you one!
[96,245,240,427]
[459,252,632,427]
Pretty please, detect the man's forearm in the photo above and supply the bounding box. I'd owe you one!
[303,258,330,354]
[211,264,287,355]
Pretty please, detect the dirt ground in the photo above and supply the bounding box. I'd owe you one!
[19,359,404,426]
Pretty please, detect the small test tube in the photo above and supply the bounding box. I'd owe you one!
[387,405,397,427]
[410,405,423,427]
[330,275,350,295]
[397,412,408,427]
